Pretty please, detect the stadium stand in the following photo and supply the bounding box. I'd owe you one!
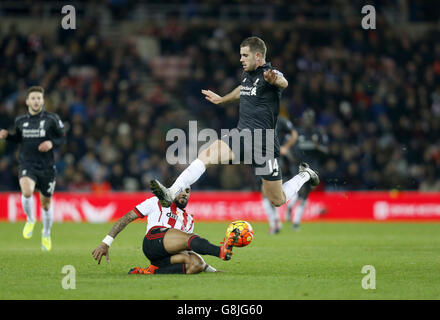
[0,0,439,192]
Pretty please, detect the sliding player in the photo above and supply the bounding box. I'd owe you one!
[92,186,239,274]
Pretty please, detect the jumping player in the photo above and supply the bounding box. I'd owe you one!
[92,186,240,274]
[0,86,65,251]
[150,37,319,210]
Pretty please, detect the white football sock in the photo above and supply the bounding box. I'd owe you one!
[42,206,53,237]
[21,194,35,223]
[262,197,279,230]
[170,158,206,197]
[282,172,310,202]
[293,199,307,225]
[286,194,298,222]
[204,265,217,273]
[287,195,298,211]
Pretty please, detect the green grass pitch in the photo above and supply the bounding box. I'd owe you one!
[1,221,439,300]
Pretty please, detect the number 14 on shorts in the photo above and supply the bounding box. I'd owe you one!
[267,159,279,176]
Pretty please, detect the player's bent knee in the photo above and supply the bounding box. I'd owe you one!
[262,179,285,207]
[198,140,233,167]
[269,196,285,207]
[265,189,286,207]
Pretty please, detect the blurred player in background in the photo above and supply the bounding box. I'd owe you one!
[262,115,298,234]
[150,37,319,211]
[286,110,329,230]
[0,86,65,251]
[92,187,240,274]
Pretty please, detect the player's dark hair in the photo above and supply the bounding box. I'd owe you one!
[26,86,44,98]
[240,37,267,59]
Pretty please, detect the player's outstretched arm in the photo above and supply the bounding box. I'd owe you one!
[202,85,241,105]
[92,210,139,264]
[280,129,298,156]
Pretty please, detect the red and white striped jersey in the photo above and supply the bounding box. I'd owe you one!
[133,196,195,234]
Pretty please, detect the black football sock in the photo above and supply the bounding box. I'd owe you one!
[187,235,221,257]
[155,263,186,274]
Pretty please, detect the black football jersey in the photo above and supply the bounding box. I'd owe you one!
[6,110,65,170]
[237,62,284,132]
[276,116,295,145]
[293,127,328,166]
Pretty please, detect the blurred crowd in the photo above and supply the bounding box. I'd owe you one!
[0,1,440,192]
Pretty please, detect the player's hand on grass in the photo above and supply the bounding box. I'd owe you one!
[92,243,110,264]
[0,129,8,139]
[201,89,223,104]
[38,140,53,152]
[263,69,278,85]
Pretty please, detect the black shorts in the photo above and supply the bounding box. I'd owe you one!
[142,227,172,267]
[18,165,57,197]
[221,128,282,181]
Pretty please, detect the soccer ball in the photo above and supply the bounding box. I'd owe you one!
[225,220,254,247]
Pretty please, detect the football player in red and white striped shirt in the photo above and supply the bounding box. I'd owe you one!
[92,187,239,274]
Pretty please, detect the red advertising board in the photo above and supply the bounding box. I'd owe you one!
[0,191,440,222]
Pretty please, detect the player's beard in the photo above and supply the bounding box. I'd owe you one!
[245,58,258,72]
[174,198,188,209]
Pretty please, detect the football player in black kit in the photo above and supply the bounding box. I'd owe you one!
[0,86,65,251]
[286,109,329,230]
[150,37,319,213]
